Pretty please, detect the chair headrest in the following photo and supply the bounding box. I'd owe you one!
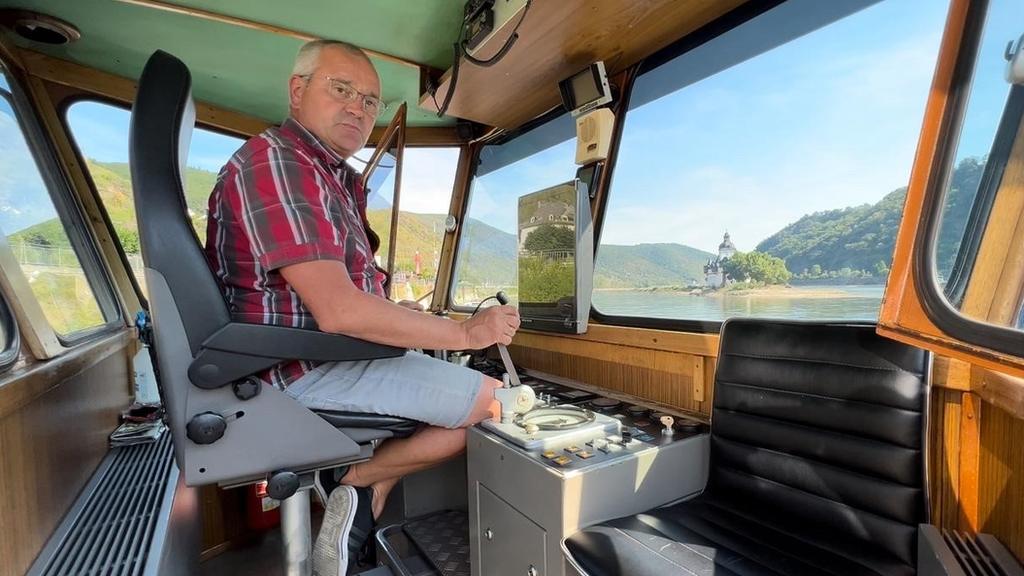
[129,50,230,353]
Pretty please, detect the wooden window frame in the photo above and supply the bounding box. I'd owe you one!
[879,0,1024,380]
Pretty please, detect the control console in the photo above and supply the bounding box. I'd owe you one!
[467,360,710,576]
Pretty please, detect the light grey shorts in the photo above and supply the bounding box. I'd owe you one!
[283,351,486,429]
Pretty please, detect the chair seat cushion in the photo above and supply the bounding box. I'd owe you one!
[313,409,419,439]
[564,495,915,576]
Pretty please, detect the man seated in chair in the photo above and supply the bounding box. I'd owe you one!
[205,39,519,575]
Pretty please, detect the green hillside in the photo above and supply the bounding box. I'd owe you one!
[595,243,713,288]
[452,218,519,286]
[757,157,984,280]
[19,157,986,292]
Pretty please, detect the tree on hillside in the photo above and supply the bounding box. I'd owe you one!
[523,224,574,252]
[23,231,51,247]
[722,251,791,285]
[754,157,984,280]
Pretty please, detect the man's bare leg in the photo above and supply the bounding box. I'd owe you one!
[341,376,502,518]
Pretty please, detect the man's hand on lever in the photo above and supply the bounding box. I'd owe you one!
[461,305,520,348]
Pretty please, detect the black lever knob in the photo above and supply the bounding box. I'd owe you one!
[266,471,300,500]
[495,291,509,305]
[232,376,262,400]
[186,412,226,445]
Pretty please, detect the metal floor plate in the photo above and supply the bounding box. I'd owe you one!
[402,510,470,576]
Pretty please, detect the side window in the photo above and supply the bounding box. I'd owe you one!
[350,146,461,303]
[451,115,577,307]
[930,0,1023,332]
[0,73,119,340]
[594,0,949,326]
[65,100,242,297]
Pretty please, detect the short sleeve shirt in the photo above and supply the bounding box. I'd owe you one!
[205,117,387,390]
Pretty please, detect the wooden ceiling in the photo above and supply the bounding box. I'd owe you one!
[419,0,748,130]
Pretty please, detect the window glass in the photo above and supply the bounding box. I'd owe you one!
[452,115,577,307]
[930,0,1024,331]
[0,87,117,336]
[594,0,948,324]
[350,147,461,302]
[66,101,242,297]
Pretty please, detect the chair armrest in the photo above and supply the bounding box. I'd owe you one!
[187,322,404,389]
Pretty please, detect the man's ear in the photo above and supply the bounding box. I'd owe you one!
[288,75,307,110]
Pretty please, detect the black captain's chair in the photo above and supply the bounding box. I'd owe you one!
[129,49,418,574]
[564,319,930,576]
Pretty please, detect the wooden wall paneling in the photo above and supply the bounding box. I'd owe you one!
[930,387,966,532]
[692,356,705,403]
[0,332,131,576]
[957,392,981,532]
[199,485,248,560]
[509,330,713,418]
[704,356,717,414]
[978,401,1024,561]
[512,345,706,416]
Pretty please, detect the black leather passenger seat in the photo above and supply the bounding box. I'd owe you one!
[564,319,930,576]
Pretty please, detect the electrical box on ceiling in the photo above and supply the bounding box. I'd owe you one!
[465,0,529,57]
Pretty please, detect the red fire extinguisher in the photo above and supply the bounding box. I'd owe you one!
[246,481,281,531]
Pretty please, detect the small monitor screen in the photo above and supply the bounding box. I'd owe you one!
[569,69,602,108]
[559,62,611,116]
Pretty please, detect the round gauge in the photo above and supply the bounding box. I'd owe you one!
[590,398,622,412]
[513,406,596,431]
[675,419,702,432]
[626,405,650,417]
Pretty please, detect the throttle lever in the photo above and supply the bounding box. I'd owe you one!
[493,291,521,388]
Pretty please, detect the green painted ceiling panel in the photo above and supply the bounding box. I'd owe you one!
[0,0,466,127]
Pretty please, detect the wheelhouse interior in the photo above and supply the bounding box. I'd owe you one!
[2,1,1024,575]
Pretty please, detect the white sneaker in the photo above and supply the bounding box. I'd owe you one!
[312,485,357,576]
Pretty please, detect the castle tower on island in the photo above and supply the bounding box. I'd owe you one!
[704,231,737,288]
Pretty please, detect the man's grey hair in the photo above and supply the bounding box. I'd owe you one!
[292,39,372,77]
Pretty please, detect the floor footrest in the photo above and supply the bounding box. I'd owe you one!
[401,510,470,576]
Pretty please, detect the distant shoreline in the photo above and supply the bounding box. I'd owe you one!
[594,284,877,298]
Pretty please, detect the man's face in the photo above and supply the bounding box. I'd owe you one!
[289,47,380,159]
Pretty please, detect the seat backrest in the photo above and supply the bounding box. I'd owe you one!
[709,319,929,569]
[128,51,363,484]
[129,50,230,355]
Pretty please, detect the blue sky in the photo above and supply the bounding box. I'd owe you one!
[50,0,1021,257]
[66,102,242,172]
[466,0,1018,254]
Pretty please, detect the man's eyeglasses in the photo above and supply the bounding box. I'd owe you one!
[299,74,388,118]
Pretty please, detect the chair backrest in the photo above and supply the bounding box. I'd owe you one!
[128,51,363,484]
[710,319,929,570]
[129,50,230,355]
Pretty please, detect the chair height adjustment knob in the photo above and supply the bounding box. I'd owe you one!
[266,471,300,500]
[186,411,227,445]
[233,377,262,400]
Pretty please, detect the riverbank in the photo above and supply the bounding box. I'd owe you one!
[594,284,870,299]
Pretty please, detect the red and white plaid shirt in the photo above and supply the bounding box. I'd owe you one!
[206,117,387,390]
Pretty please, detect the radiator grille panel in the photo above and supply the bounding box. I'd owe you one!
[34,434,173,576]
[944,529,1014,576]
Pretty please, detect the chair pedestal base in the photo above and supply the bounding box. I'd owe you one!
[281,489,313,576]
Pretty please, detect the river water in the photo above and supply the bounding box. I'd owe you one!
[591,285,885,323]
